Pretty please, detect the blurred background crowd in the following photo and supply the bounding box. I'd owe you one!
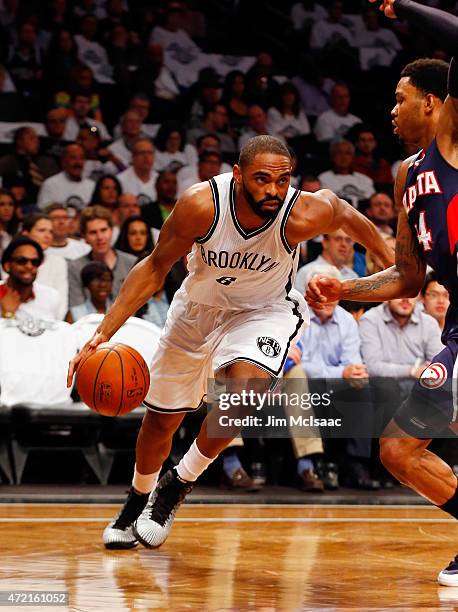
[0,0,454,493]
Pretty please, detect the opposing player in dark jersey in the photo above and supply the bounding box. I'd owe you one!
[306,0,458,586]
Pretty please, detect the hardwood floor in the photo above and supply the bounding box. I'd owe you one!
[1,503,458,610]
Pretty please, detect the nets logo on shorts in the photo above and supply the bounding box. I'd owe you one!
[420,362,447,389]
[257,336,281,358]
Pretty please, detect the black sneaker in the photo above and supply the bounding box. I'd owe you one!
[103,487,150,549]
[133,469,193,548]
[438,555,458,586]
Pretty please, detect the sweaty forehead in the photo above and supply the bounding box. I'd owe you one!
[247,153,292,174]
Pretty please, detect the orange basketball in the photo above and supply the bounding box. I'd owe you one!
[76,342,150,416]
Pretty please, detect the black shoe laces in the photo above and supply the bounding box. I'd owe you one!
[113,489,149,530]
[149,475,192,526]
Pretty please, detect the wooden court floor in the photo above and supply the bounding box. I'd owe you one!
[1,504,458,611]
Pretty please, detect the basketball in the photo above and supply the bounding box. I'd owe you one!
[76,342,150,416]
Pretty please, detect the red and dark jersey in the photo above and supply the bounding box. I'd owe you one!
[403,139,458,341]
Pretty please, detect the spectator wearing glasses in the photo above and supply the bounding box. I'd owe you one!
[118,138,158,205]
[421,271,450,333]
[0,236,61,320]
[44,203,91,261]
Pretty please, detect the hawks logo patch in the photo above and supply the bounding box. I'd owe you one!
[420,362,447,389]
[257,336,281,358]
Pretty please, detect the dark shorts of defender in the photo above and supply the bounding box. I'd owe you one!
[394,338,458,438]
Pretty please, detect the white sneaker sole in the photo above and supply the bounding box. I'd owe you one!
[438,571,458,586]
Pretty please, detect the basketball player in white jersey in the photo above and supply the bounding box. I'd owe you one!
[68,135,393,550]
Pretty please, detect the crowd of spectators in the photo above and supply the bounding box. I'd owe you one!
[0,0,454,490]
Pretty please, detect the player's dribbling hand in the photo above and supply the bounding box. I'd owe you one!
[368,0,397,19]
[305,275,343,309]
[66,331,109,388]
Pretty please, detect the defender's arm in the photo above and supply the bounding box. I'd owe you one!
[306,161,426,305]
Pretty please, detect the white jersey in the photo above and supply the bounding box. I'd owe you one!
[182,172,301,310]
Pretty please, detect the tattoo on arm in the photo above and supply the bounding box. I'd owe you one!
[344,269,400,297]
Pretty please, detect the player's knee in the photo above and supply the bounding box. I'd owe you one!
[142,410,181,435]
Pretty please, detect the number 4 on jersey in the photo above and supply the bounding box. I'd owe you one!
[415,211,432,251]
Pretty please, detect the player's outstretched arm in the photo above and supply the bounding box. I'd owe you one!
[306,163,426,306]
[67,183,214,386]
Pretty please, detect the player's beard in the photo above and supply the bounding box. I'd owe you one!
[242,180,284,220]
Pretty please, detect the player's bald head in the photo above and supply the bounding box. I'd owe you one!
[238,135,291,168]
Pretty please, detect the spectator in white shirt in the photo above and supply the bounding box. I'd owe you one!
[118,138,158,205]
[44,203,91,261]
[290,0,327,31]
[113,94,159,140]
[309,0,354,50]
[238,105,273,149]
[108,110,143,167]
[21,213,68,319]
[177,149,223,197]
[176,134,231,191]
[355,8,402,70]
[135,43,181,112]
[37,144,95,210]
[295,229,359,297]
[149,2,203,88]
[267,81,311,141]
[318,140,375,208]
[314,83,362,142]
[63,91,111,142]
[0,236,61,321]
[75,14,114,84]
[153,121,197,172]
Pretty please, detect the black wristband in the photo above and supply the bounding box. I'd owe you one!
[394,0,458,55]
[448,57,458,98]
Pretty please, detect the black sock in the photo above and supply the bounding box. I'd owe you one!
[439,487,458,519]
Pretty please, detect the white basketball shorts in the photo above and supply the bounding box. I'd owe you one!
[143,288,308,414]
